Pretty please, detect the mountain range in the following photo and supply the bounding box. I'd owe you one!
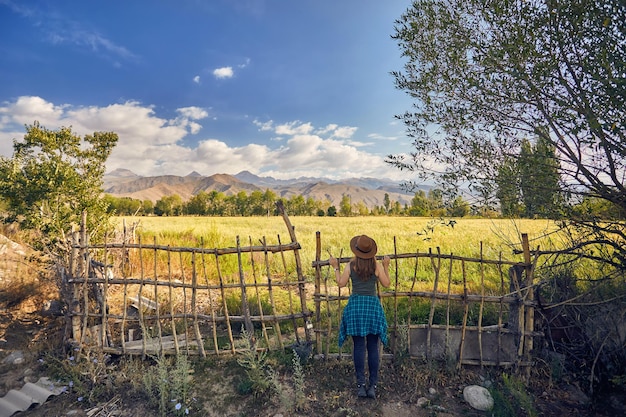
[103,169,421,209]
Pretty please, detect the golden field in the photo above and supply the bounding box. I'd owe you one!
[113,215,561,276]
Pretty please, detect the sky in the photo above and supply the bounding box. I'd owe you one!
[0,0,418,181]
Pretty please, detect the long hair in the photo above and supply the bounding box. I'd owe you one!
[352,257,376,281]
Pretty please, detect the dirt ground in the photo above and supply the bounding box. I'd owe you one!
[0,233,623,417]
[1,307,620,417]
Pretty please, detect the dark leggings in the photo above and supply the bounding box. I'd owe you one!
[352,334,380,386]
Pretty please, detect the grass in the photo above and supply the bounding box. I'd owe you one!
[87,216,569,358]
[113,215,560,273]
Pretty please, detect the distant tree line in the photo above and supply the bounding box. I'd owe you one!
[103,188,474,217]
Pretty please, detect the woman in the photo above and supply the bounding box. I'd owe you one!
[329,234,391,399]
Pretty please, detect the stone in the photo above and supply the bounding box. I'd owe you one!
[2,350,24,365]
[417,397,430,408]
[463,385,494,411]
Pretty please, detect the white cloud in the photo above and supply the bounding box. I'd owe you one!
[0,96,408,181]
[274,121,313,136]
[315,124,338,135]
[238,58,251,68]
[367,132,399,141]
[0,96,66,127]
[193,75,200,84]
[332,126,358,139]
[177,106,208,120]
[253,119,274,131]
[213,67,234,79]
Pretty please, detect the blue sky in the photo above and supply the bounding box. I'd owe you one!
[0,0,416,181]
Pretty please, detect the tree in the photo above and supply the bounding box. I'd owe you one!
[248,190,265,216]
[141,199,154,215]
[354,201,369,216]
[519,136,563,218]
[305,197,320,216]
[287,194,306,215]
[108,196,141,216]
[383,193,391,214]
[234,191,249,216]
[428,189,445,216]
[496,135,562,218]
[155,195,183,216]
[262,189,277,216]
[0,122,118,251]
[389,0,626,269]
[408,190,429,216]
[339,195,352,217]
[496,155,522,217]
[186,191,210,215]
[206,190,225,215]
[448,196,470,217]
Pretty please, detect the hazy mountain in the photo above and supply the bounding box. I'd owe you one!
[103,170,415,208]
[107,168,139,178]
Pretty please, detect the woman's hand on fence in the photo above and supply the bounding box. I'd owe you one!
[329,256,338,269]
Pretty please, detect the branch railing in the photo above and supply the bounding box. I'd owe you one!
[65,211,541,369]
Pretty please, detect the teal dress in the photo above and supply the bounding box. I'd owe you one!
[338,265,388,347]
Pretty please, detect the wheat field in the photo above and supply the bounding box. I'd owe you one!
[112,215,561,275]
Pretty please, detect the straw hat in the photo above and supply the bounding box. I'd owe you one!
[350,235,377,259]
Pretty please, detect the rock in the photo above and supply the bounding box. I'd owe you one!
[463,385,494,411]
[417,397,430,407]
[428,387,437,395]
[2,350,25,365]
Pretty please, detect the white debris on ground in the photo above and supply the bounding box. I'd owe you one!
[0,376,66,417]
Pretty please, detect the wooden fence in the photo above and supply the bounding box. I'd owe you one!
[64,211,541,368]
[65,208,313,357]
[312,233,541,368]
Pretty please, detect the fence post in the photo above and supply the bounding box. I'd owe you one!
[314,231,322,355]
[78,211,89,355]
[508,264,523,349]
[236,236,255,340]
[70,230,82,344]
[521,233,535,371]
[276,201,312,343]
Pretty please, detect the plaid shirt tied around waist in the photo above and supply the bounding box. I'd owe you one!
[338,294,388,347]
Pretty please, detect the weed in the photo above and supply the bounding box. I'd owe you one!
[337,406,360,416]
[234,330,310,413]
[490,373,538,417]
[395,321,410,358]
[41,348,115,403]
[142,354,193,417]
[236,330,274,397]
[291,348,307,411]
[269,366,292,411]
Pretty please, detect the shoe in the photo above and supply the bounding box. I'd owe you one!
[366,385,376,399]
[357,384,367,398]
